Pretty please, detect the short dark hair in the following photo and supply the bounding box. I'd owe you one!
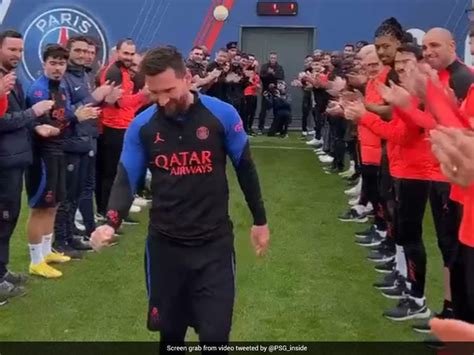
[344,43,355,50]
[116,38,135,51]
[191,45,205,52]
[0,30,22,46]
[397,43,423,61]
[198,45,209,55]
[141,46,186,77]
[269,51,277,56]
[66,35,90,50]
[375,17,404,42]
[305,54,313,59]
[43,44,69,62]
[217,47,227,53]
[85,36,99,50]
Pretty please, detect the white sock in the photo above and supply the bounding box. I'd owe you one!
[376,230,387,239]
[42,234,53,257]
[29,243,44,265]
[395,245,407,278]
[409,295,426,307]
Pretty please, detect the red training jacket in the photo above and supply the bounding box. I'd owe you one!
[424,71,474,247]
[358,67,389,165]
[244,73,260,96]
[360,99,445,182]
[0,95,8,117]
[99,61,148,130]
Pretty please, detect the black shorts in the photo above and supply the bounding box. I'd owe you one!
[145,232,235,343]
[26,152,66,208]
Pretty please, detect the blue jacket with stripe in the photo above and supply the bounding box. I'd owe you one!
[26,75,77,154]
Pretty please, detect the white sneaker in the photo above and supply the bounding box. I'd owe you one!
[352,204,368,215]
[339,161,355,177]
[133,196,149,207]
[344,179,362,197]
[348,196,360,206]
[353,203,373,215]
[319,155,334,163]
[308,130,316,136]
[306,138,322,146]
[129,205,141,213]
[365,202,373,212]
[339,164,356,178]
[301,131,308,137]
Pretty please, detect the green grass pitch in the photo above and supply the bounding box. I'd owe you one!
[0,134,443,341]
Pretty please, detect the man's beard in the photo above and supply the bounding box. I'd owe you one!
[121,60,132,68]
[3,59,18,71]
[162,94,189,117]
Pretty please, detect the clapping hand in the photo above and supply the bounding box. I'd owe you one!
[430,127,474,187]
[0,72,16,97]
[75,104,101,122]
[377,80,411,109]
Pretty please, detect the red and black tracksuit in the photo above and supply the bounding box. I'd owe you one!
[432,61,474,323]
[358,68,388,232]
[97,61,148,215]
[243,72,260,132]
[424,68,474,322]
[370,60,474,315]
[360,99,454,299]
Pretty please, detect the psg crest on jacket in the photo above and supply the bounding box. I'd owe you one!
[21,8,108,81]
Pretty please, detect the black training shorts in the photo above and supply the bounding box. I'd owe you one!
[26,151,66,209]
[145,232,235,343]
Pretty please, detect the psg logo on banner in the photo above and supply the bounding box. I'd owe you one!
[21,7,108,81]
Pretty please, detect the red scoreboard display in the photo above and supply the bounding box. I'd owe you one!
[256,2,298,16]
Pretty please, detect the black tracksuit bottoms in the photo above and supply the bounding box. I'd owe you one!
[145,232,235,353]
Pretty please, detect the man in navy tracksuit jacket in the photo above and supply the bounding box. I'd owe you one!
[54,36,109,255]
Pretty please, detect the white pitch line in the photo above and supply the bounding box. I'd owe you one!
[250,145,313,151]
